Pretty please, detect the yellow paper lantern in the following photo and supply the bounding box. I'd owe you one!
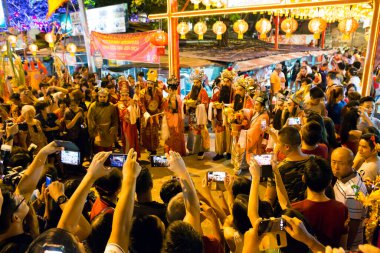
[1,44,7,52]
[45,32,56,48]
[177,22,190,39]
[201,0,211,9]
[212,21,227,40]
[281,17,298,38]
[255,18,272,39]
[190,0,201,9]
[8,35,17,48]
[66,43,77,56]
[308,17,327,39]
[28,44,38,56]
[233,19,248,40]
[338,18,359,40]
[194,21,207,40]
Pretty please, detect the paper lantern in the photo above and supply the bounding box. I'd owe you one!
[28,44,38,56]
[308,17,327,39]
[1,44,7,52]
[233,19,248,39]
[194,21,207,40]
[150,30,168,55]
[45,32,56,48]
[255,18,272,39]
[177,22,190,39]
[338,18,359,40]
[201,0,211,9]
[93,51,103,69]
[281,17,298,38]
[66,43,77,56]
[212,21,227,40]
[190,0,201,9]
[7,35,17,48]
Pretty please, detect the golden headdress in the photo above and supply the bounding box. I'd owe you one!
[221,67,237,81]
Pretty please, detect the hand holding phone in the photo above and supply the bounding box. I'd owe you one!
[288,117,301,126]
[151,155,169,167]
[45,175,52,187]
[207,171,226,182]
[105,153,128,168]
[253,154,273,178]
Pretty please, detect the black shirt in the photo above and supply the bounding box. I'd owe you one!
[0,233,33,253]
[133,201,167,227]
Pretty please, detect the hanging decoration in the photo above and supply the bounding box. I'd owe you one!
[44,32,56,48]
[338,17,359,40]
[201,0,212,9]
[190,0,202,10]
[66,43,77,56]
[308,17,327,39]
[177,22,190,39]
[150,30,168,55]
[47,0,68,18]
[194,21,207,40]
[28,44,38,56]
[233,19,248,40]
[7,35,17,48]
[280,17,298,38]
[255,18,272,39]
[212,21,227,40]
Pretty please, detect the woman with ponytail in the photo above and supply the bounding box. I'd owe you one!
[326,86,346,132]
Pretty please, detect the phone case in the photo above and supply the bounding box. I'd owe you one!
[259,231,287,251]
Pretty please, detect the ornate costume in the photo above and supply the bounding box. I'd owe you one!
[139,70,163,154]
[161,76,186,155]
[185,68,210,160]
[118,88,140,157]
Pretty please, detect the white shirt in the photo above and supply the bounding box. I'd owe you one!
[358,159,380,181]
[334,173,367,250]
[349,76,361,93]
[104,243,126,253]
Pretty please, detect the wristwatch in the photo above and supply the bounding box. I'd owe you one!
[57,195,68,205]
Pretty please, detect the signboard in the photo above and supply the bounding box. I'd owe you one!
[70,4,128,36]
[0,0,6,28]
[90,31,159,63]
[228,0,281,7]
[267,34,315,45]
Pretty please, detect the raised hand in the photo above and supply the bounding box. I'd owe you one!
[249,158,261,181]
[122,148,141,179]
[40,141,64,156]
[87,152,113,179]
[166,151,187,177]
[48,181,65,202]
[224,173,235,193]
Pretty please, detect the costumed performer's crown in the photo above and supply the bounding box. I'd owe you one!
[147,69,158,83]
[167,75,179,89]
[255,93,268,105]
[190,68,206,82]
[98,88,109,95]
[235,74,248,89]
[120,88,129,94]
[221,67,237,81]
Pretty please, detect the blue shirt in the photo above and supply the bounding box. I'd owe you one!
[327,100,347,125]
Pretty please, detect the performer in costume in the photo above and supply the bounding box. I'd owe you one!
[87,88,119,153]
[209,67,237,161]
[161,76,186,155]
[118,88,140,157]
[227,75,255,172]
[139,69,163,155]
[185,68,210,160]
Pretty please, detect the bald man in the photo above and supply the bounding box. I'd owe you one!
[331,147,367,251]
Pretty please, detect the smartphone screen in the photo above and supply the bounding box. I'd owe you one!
[288,117,301,125]
[150,155,169,167]
[61,150,80,166]
[261,119,267,130]
[207,171,226,182]
[43,244,64,253]
[253,154,272,166]
[105,154,127,168]
[45,175,52,187]
[258,218,286,235]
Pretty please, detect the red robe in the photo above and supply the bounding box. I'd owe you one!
[118,101,140,157]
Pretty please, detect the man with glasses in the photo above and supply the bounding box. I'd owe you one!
[0,142,62,252]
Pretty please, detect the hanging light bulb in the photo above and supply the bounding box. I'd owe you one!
[194,21,207,40]
[281,17,298,38]
[212,21,227,40]
[177,22,190,39]
[233,19,248,39]
[150,30,168,55]
[66,43,77,56]
[190,0,201,10]
[28,44,38,56]
[7,35,17,48]
[45,32,56,48]
[201,0,211,9]
[255,18,272,39]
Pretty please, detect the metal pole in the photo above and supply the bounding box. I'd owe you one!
[168,0,180,79]
[321,30,326,49]
[77,0,95,72]
[274,15,279,50]
[362,0,380,96]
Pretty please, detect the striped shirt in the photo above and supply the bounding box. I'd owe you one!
[333,172,367,250]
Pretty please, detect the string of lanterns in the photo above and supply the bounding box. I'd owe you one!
[190,0,227,10]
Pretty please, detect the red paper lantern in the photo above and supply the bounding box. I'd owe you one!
[150,30,168,55]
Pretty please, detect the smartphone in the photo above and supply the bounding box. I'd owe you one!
[104,153,127,168]
[288,117,301,126]
[261,119,267,130]
[207,171,226,182]
[61,150,81,166]
[253,154,273,178]
[150,155,169,167]
[43,243,64,253]
[258,218,286,235]
[18,122,28,131]
[55,140,80,151]
[45,174,52,187]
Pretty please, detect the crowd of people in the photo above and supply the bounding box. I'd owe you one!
[1,48,380,253]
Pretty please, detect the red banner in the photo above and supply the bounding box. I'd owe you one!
[90,31,159,63]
